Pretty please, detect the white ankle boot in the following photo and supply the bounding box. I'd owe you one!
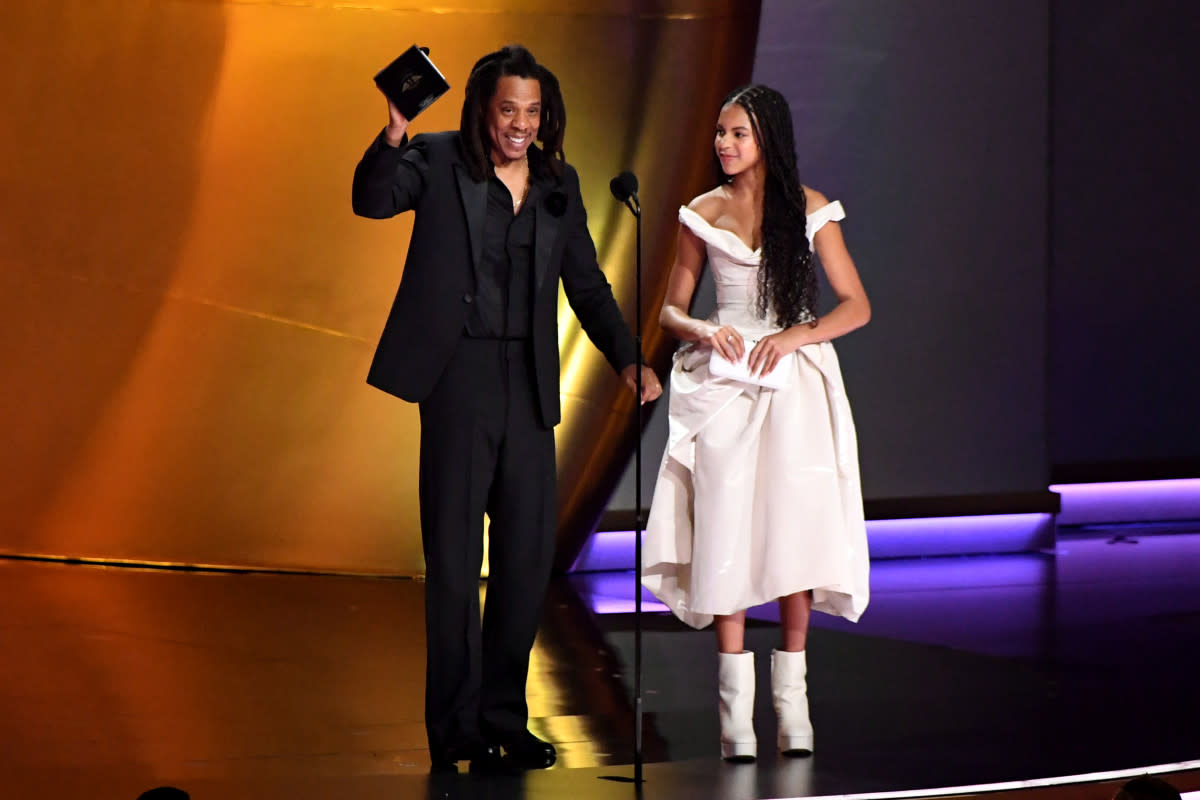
[717,650,757,761]
[772,649,813,755]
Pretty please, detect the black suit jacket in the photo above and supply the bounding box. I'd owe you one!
[352,131,638,428]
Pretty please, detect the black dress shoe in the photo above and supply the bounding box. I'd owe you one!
[429,757,459,774]
[430,742,502,773]
[467,743,506,773]
[499,731,556,769]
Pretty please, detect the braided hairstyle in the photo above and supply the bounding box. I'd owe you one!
[720,85,817,329]
[459,44,567,181]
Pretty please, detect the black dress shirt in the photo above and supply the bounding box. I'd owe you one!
[464,174,538,339]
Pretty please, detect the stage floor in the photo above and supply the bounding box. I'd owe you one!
[2,528,1198,800]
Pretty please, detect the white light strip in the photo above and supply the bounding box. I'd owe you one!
[765,760,1200,800]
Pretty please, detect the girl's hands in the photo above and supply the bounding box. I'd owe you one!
[706,324,745,363]
[747,329,802,377]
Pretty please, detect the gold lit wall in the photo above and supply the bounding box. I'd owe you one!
[0,0,760,575]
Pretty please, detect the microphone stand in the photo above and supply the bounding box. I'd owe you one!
[603,172,645,790]
[622,189,645,786]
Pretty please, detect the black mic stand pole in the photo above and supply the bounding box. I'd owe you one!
[627,190,644,787]
[604,172,645,790]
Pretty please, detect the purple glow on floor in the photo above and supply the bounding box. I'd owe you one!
[572,533,1200,666]
[572,478,1200,636]
[571,554,1051,628]
[1051,478,1200,525]
[573,570,668,614]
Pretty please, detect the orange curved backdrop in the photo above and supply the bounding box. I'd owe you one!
[0,0,760,575]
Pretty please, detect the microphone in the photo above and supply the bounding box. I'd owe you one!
[609,170,638,202]
[609,170,640,216]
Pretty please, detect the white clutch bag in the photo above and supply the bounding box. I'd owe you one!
[708,340,789,389]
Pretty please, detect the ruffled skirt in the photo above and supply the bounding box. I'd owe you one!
[642,340,870,629]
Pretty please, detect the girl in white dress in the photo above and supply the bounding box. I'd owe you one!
[643,84,871,761]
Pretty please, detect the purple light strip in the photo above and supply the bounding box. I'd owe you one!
[571,514,1054,572]
[571,530,644,573]
[866,514,1053,559]
[572,480,1200,572]
[1051,478,1200,526]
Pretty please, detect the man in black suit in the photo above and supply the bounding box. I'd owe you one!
[352,44,661,772]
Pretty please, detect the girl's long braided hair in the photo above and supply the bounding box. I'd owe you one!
[720,85,817,328]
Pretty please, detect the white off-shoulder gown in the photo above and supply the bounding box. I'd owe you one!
[642,201,870,629]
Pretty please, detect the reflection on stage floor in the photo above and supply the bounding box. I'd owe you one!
[1,527,1197,800]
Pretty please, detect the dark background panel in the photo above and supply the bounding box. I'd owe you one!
[612,0,1200,516]
[614,0,1052,510]
[1048,0,1200,480]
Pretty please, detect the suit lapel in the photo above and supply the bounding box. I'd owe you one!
[453,162,487,277]
[532,173,561,292]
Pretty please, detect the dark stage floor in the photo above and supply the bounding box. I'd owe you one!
[2,528,1198,800]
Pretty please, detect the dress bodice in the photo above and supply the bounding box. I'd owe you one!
[678,201,845,334]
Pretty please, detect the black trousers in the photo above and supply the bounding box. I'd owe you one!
[417,337,556,757]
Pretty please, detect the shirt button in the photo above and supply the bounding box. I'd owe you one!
[462,293,473,304]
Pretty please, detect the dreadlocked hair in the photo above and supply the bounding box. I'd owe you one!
[720,85,817,329]
[459,44,567,182]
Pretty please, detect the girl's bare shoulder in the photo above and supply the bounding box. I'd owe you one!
[802,185,833,214]
[685,186,728,224]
